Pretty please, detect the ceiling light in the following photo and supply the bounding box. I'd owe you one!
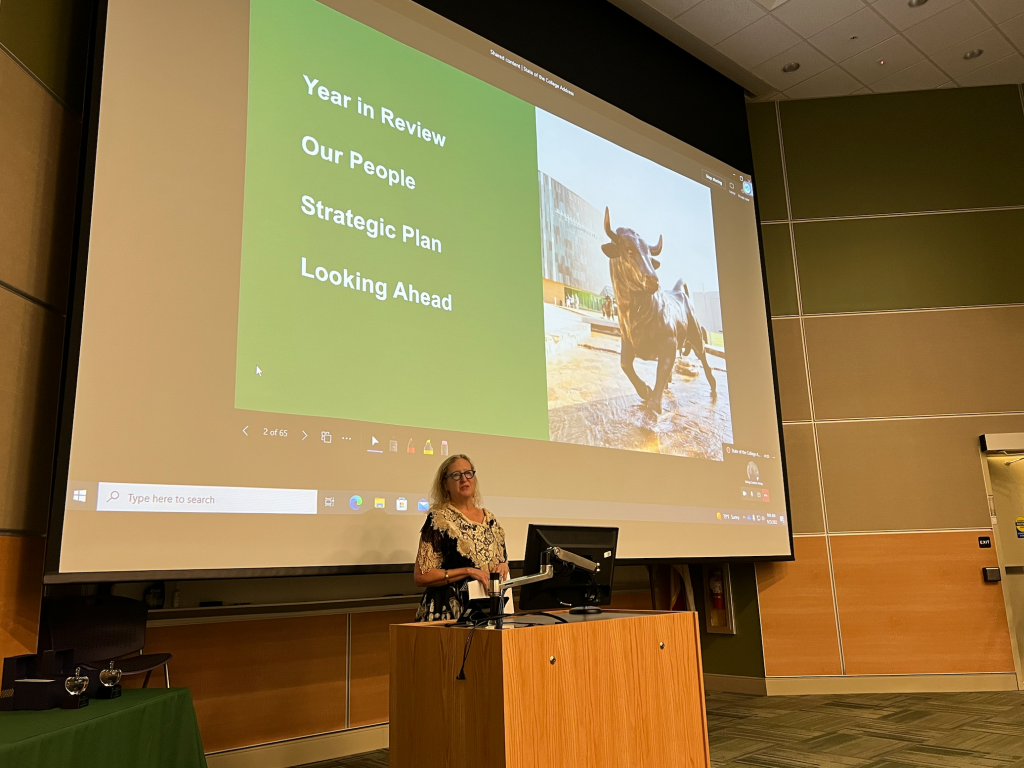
[964,49,983,60]
[879,59,886,65]
[908,0,928,7]
[781,62,800,73]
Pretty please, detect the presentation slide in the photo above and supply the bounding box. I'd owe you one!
[53,0,789,577]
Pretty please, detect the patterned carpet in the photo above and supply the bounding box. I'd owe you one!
[299,689,1024,768]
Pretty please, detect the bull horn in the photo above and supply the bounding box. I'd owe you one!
[649,235,663,256]
[604,207,616,240]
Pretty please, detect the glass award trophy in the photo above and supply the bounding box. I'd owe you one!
[61,667,90,709]
[97,661,122,699]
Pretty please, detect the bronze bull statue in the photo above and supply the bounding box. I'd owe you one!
[602,207,716,413]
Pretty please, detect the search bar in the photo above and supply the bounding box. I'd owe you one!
[96,483,317,514]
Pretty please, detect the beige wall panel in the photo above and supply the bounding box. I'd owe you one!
[817,414,1024,533]
[756,536,842,677]
[771,318,811,422]
[0,49,80,306]
[349,608,415,727]
[0,534,45,659]
[0,290,64,534]
[125,614,348,752]
[782,423,824,534]
[830,531,1014,675]
[804,306,1024,421]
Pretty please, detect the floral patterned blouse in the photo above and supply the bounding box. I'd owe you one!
[414,504,507,622]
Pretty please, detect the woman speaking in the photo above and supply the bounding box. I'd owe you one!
[414,454,509,622]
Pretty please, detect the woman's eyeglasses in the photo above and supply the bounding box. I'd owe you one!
[447,470,476,482]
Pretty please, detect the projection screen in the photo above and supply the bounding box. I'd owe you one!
[47,0,792,580]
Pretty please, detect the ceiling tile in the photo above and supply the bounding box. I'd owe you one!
[1001,13,1024,48]
[772,0,866,38]
[870,58,950,91]
[902,1,991,56]
[840,35,924,84]
[808,8,896,62]
[642,0,704,19]
[852,86,873,93]
[935,81,957,88]
[752,40,834,89]
[871,0,959,31]
[783,65,863,98]
[930,27,1014,80]
[956,52,1024,86]
[716,15,801,68]
[676,0,766,45]
[752,0,791,9]
[973,0,1024,24]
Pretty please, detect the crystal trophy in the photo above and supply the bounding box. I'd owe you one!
[61,666,90,708]
[97,661,122,699]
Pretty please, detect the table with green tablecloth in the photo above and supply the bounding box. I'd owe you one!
[0,688,207,768]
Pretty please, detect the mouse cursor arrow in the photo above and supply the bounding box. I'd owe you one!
[255,365,262,376]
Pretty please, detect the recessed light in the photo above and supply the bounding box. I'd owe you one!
[878,59,886,65]
[782,62,800,73]
[964,49,983,60]
[908,0,928,7]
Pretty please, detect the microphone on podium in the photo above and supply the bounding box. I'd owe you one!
[489,572,503,629]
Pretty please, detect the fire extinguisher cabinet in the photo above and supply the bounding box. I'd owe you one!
[702,563,737,634]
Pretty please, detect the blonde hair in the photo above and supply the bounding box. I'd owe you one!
[428,454,482,509]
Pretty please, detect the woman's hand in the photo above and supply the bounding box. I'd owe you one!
[495,562,511,581]
[465,568,490,590]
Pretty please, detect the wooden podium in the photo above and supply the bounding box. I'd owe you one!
[390,610,710,768]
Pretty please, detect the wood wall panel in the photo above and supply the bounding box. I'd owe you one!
[610,591,653,610]
[349,608,415,728]
[804,306,1024,421]
[0,534,45,659]
[0,289,64,534]
[127,615,347,753]
[755,536,842,677]
[817,414,1024,533]
[771,318,811,422]
[830,531,1015,675]
[781,423,824,534]
[0,48,79,306]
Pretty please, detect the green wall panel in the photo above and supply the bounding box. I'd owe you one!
[795,209,1024,314]
[0,0,92,109]
[690,562,766,678]
[761,223,799,316]
[781,87,1024,219]
[746,102,788,223]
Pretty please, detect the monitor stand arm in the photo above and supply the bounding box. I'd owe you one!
[489,547,603,613]
[492,563,552,595]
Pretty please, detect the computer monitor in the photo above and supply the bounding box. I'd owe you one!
[518,525,618,611]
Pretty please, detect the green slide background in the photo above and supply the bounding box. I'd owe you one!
[236,0,548,439]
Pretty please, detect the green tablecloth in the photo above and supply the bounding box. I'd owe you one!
[0,688,207,768]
